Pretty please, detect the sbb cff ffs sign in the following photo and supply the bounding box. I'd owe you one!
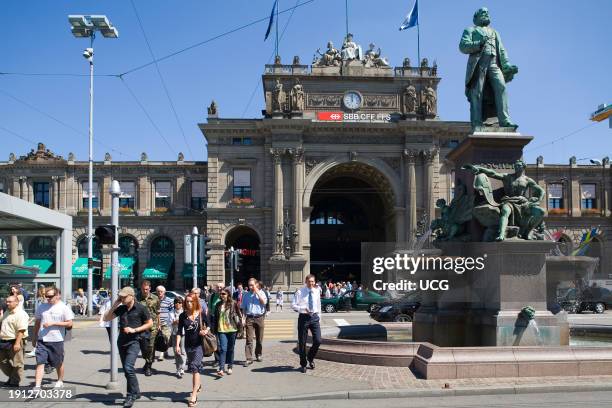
[317,111,392,122]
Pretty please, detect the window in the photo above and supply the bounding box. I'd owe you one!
[310,211,344,225]
[0,182,4,193]
[82,181,99,209]
[34,182,50,208]
[191,181,207,210]
[581,184,597,209]
[548,183,564,209]
[233,169,252,198]
[155,181,171,209]
[448,140,459,148]
[449,171,456,200]
[119,181,135,209]
[232,137,252,145]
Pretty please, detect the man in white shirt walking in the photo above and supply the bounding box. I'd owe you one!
[292,274,322,373]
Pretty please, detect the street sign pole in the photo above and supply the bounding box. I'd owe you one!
[192,227,199,289]
[106,180,120,390]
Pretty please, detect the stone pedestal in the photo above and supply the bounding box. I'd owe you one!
[412,241,568,347]
[268,256,307,289]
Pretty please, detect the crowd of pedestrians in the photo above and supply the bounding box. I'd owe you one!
[0,276,327,407]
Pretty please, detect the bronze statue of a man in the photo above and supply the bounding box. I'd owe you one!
[460,7,518,129]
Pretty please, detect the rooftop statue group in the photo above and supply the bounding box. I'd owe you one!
[314,33,389,68]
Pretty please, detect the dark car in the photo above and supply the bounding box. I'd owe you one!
[370,292,421,322]
[321,289,389,313]
[559,287,612,314]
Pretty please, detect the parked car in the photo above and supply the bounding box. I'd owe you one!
[370,292,421,322]
[321,289,388,313]
[558,287,612,314]
[165,290,185,301]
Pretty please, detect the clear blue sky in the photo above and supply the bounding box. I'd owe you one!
[1,0,610,163]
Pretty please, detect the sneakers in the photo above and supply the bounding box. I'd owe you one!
[54,380,64,388]
[256,355,262,362]
[44,365,54,374]
[176,369,184,378]
[244,360,253,367]
[212,361,219,368]
[144,364,152,377]
[26,349,36,357]
[227,368,232,375]
[123,396,136,408]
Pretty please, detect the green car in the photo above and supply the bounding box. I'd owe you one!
[321,290,388,313]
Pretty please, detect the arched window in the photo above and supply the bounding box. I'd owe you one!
[150,236,174,258]
[28,237,56,259]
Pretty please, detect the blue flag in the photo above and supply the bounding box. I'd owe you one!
[399,0,418,31]
[264,0,278,41]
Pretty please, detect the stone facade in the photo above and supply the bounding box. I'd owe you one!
[0,144,207,290]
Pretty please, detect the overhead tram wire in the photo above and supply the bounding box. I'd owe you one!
[130,0,195,161]
[117,0,315,77]
[241,0,303,118]
[0,125,38,146]
[0,72,116,78]
[0,87,131,160]
[525,122,598,153]
[119,76,177,156]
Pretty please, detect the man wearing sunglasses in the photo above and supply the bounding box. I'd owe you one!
[32,287,74,389]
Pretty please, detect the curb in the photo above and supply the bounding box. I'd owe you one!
[68,382,612,402]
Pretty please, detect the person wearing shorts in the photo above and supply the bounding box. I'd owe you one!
[33,287,74,389]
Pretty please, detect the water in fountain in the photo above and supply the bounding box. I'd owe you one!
[414,228,432,252]
[543,230,563,256]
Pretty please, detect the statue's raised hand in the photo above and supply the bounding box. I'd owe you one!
[461,164,479,174]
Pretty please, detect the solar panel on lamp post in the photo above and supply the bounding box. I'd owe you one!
[68,15,118,321]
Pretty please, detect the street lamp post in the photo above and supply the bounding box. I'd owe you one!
[68,15,118,317]
[107,180,121,390]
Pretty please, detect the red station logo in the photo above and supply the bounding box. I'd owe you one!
[317,111,344,121]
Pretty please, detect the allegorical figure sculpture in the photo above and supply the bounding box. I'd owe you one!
[403,85,417,114]
[272,78,286,111]
[290,80,304,111]
[341,33,362,61]
[463,160,546,241]
[459,7,518,129]
[431,181,472,241]
[363,43,389,68]
[314,41,341,66]
[422,86,437,116]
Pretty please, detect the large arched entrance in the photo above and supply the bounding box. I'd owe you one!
[225,226,261,287]
[309,162,395,283]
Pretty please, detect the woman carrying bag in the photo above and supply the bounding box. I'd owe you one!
[175,293,209,407]
[212,288,242,376]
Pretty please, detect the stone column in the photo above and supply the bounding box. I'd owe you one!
[423,148,438,225]
[51,176,59,209]
[138,175,149,216]
[10,236,19,264]
[271,148,284,255]
[403,149,418,243]
[18,177,26,200]
[291,148,304,255]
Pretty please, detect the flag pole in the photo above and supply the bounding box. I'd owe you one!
[275,0,279,57]
[345,0,349,37]
[417,19,421,74]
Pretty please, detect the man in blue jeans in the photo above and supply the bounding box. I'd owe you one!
[104,287,153,408]
[292,274,322,373]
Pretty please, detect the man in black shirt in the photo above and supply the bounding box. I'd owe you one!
[104,287,153,408]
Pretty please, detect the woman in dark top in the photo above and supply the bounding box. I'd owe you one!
[176,293,209,407]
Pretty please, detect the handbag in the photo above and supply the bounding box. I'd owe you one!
[154,329,169,352]
[199,313,217,357]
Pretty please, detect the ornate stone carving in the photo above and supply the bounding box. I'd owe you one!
[292,55,301,65]
[314,41,341,67]
[403,85,417,114]
[474,163,514,169]
[403,149,419,163]
[536,155,544,165]
[569,156,577,165]
[141,152,148,162]
[420,58,429,70]
[8,153,15,162]
[274,55,282,65]
[68,152,75,161]
[207,100,217,116]
[363,43,389,68]
[604,157,610,166]
[290,79,305,112]
[363,95,397,109]
[290,147,304,164]
[422,86,437,116]
[178,152,185,162]
[422,147,439,163]
[272,78,286,112]
[349,151,358,162]
[402,57,411,68]
[19,143,64,162]
[305,158,322,176]
[270,148,284,164]
[104,152,112,162]
[306,94,342,108]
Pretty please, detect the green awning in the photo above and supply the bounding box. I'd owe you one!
[16,259,53,275]
[104,257,135,279]
[182,263,206,278]
[143,257,173,279]
[72,257,101,278]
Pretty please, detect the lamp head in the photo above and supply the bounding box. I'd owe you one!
[83,47,94,61]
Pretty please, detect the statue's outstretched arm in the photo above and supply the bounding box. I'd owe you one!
[462,164,504,180]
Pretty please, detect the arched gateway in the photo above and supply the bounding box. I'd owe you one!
[200,40,467,289]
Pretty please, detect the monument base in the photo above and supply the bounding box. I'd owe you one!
[412,241,569,347]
